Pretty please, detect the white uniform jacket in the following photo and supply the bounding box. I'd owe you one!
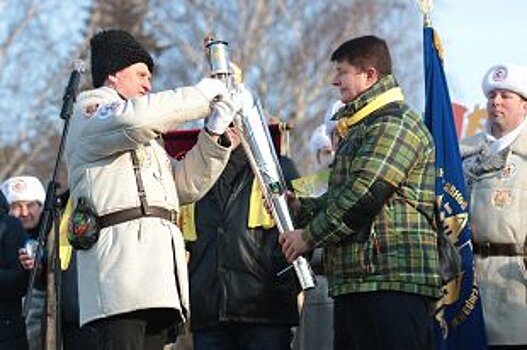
[65,86,230,326]
[461,129,527,345]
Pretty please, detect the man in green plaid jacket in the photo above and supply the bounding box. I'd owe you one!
[280,35,442,350]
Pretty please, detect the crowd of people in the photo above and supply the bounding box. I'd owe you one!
[0,28,526,350]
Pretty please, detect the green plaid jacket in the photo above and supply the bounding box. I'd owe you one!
[300,75,442,298]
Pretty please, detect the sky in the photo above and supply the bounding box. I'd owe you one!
[433,0,527,110]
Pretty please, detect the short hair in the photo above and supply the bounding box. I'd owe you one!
[330,35,392,76]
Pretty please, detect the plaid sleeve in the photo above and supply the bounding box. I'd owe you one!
[295,195,326,229]
[304,113,426,245]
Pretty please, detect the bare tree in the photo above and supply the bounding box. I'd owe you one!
[0,2,429,349]
[0,0,155,181]
[0,0,426,178]
[0,0,91,181]
[147,0,424,173]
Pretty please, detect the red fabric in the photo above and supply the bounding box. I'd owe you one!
[162,124,284,160]
[451,102,468,140]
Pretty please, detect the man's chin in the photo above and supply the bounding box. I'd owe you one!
[22,222,37,230]
[490,114,504,122]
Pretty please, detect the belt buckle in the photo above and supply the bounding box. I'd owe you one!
[169,209,177,225]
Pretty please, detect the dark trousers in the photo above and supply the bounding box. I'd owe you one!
[0,337,28,350]
[62,321,98,350]
[334,291,434,350]
[0,318,28,350]
[193,323,293,350]
[89,308,175,350]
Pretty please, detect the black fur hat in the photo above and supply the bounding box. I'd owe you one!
[90,29,154,88]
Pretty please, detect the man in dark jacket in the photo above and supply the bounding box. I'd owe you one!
[12,184,97,349]
[0,191,29,350]
[1,175,47,350]
[187,125,300,350]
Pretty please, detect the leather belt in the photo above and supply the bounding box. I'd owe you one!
[472,241,525,258]
[98,206,178,229]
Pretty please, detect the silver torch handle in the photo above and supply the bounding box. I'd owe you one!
[205,39,316,291]
[233,92,315,291]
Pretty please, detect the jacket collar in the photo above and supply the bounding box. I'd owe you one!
[462,121,527,159]
[334,74,399,122]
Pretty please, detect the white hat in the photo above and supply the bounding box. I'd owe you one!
[309,124,332,153]
[0,176,45,205]
[482,63,527,99]
[324,100,345,138]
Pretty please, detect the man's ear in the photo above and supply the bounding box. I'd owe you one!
[106,73,118,87]
[522,98,527,113]
[365,67,379,84]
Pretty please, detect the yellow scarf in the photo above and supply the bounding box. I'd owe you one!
[179,203,198,242]
[179,179,275,242]
[336,87,405,137]
[59,198,74,270]
[247,179,275,229]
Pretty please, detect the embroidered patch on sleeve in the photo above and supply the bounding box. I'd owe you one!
[84,103,100,118]
[96,101,124,120]
[501,163,517,179]
[491,189,513,209]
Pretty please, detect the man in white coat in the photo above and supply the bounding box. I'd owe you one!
[461,63,527,348]
[64,29,238,350]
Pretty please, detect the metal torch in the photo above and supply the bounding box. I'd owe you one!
[205,38,316,290]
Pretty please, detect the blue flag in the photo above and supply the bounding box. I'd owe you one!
[423,26,488,350]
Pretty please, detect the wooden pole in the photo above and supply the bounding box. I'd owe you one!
[45,226,57,350]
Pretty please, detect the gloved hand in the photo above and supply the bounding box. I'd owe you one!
[195,78,229,101]
[205,99,239,135]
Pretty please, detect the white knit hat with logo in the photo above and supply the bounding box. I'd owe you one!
[482,63,527,99]
[0,176,46,205]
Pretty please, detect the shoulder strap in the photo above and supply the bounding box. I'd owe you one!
[130,150,150,215]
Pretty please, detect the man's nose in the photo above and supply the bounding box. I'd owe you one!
[144,80,152,93]
[19,205,29,216]
[494,95,504,103]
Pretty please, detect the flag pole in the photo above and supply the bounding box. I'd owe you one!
[419,2,489,348]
